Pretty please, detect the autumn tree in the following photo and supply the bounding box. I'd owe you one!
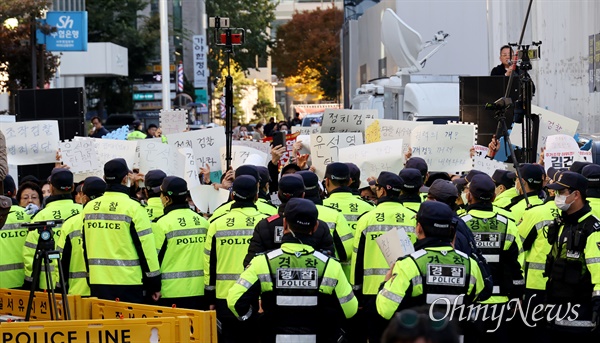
[272,7,343,101]
[0,0,60,99]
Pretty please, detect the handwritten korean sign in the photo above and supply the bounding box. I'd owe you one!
[2,120,60,165]
[310,132,363,178]
[320,109,377,134]
[338,139,405,187]
[410,123,475,173]
[167,126,225,172]
[59,138,99,174]
[220,145,268,171]
[159,109,187,135]
[365,119,433,153]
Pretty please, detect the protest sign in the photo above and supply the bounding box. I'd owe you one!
[137,139,172,174]
[510,107,579,149]
[338,139,405,187]
[262,132,300,170]
[190,185,230,214]
[220,145,268,171]
[310,132,363,178]
[542,134,590,171]
[93,138,139,170]
[59,138,99,174]
[321,109,377,134]
[232,140,271,155]
[159,109,187,135]
[291,126,321,135]
[2,120,60,165]
[167,126,225,172]
[179,147,200,188]
[410,123,476,173]
[376,228,415,267]
[365,119,433,153]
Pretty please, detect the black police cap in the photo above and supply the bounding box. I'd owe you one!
[284,198,318,232]
[582,164,600,187]
[377,171,403,194]
[161,176,189,197]
[279,174,305,198]
[82,177,106,199]
[468,174,496,201]
[547,171,588,194]
[50,168,74,192]
[232,175,258,201]
[399,168,423,190]
[104,158,131,183]
[417,201,456,233]
[405,157,428,177]
[325,162,349,181]
[145,169,167,193]
[235,165,261,183]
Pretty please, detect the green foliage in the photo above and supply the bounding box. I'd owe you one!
[272,7,343,100]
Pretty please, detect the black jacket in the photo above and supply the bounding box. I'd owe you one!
[244,205,335,267]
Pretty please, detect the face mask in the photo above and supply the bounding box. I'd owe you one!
[554,194,572,211]
[461,192,468,205]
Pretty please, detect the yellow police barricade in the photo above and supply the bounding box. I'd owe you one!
[0,289,82,321]
[0,316,190,342]
[85,298,217,342]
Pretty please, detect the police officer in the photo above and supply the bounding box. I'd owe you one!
[347,162,362,196]
[491,169,517,208]
[256,166,272,202]
[227,198,358,343]
[210,165,277,219]
[398,168,423,213]
[517,169,562,341]
[82,158,161,303]
[504,164,545,222]
[57,176,106,296]
[582,164,600,218]
[152,176,209,310]
[352,171,417,343]
[323,162,375,234]
[23,168,82,290]
[463,170,515,222]
[126,120,146,140]
[544,171,600,341]
[244,174,335,267]
[298,170,354,277]
[204,175,268,343]
[0,192,29,289]
[144,169,167,220]
[460,174,524,342]
[404,157,429,201]
[376,201,485,320]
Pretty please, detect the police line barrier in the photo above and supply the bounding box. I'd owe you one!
[0,289,82,321]
[85,298,217,342]
[0,316,190,343]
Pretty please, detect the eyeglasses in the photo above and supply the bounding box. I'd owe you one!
[21,195,39,200]
[394,309,450,331]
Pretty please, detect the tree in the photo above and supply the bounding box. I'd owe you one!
[85,0,160,116]
[284,64,324,102]
[252,99,278,123]
[0,0,60,100]
[272,7,343,100]
[206,0,276,76]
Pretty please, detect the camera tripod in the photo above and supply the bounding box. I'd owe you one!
[24,220,71,321]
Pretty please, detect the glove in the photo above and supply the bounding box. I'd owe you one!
[24,203,40,216]
[592,296,600,330]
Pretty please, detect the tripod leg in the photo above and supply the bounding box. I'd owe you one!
[55,255,71,320]
[44,253,60,321]
[25,251,43,321]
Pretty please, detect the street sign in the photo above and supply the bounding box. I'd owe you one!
[134,101,164,110]
[41,11,88,51]
[194,89,209,115]
[133,73,176,83]
[133,83,176,91]
[133,92,176,101]
[193,35,209,88]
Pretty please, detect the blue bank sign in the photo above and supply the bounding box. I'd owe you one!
[43,11,88,51]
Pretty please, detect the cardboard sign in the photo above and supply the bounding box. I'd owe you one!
[2,120,60,165]
[365,119,433,153]
[510,107,579,150]
[321,109,377,134]
[410,123,476,173]
[93,138,139,170]
[159,109,187,135]
[338,139,405,187]
[376,228,415,267]
[59,138,100,174]
[168,126,225,172]
[309,132,363,178]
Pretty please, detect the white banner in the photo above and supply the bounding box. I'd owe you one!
[2,120,60,165]
[168,126,225,172]
[59,138,99,174]
[310,132,363,178]
[159,109,187,135]
[320,109,377,134]
[338,139,405,188]
[410,123,476,173]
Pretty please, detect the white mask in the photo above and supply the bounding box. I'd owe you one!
[554,194,572,211]
[461,192,468,205]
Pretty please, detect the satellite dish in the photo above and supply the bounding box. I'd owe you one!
[381,9,423,71]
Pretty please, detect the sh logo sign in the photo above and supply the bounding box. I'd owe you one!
[57,15,74,29]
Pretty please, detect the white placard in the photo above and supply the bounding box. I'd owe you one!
[410,123,476,173]
[310,132,363,178]
[2,120,60,165]
[192,35,209,88]
[137,139,172,174]
[179,147,200,188]
[545,134,580,151]
[376,227,415,267]
[510,106,579,149]
[321,109,377,134]
[542,134,589,172]
[220,145,268,171]
[159,109,187,135]
[473,155,507,176]
[338,139,405,187]
[93,138,139,170]
[291,126,321,135]
[167,126,225,172]
[365,119,433,154]
[190,185,230,214]
[59,137,99,174]
[232,140,271,155]
[295,135,311,155]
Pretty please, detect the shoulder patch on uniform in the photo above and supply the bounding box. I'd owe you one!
[460,214,473,222]
[267,214,280,222]
[496,214,508,224]
[593,221,600,232]
[455,250,468,259]
[410,249,427,259]
[313,250,329,263]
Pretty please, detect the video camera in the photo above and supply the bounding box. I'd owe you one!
[23,220,62,250]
